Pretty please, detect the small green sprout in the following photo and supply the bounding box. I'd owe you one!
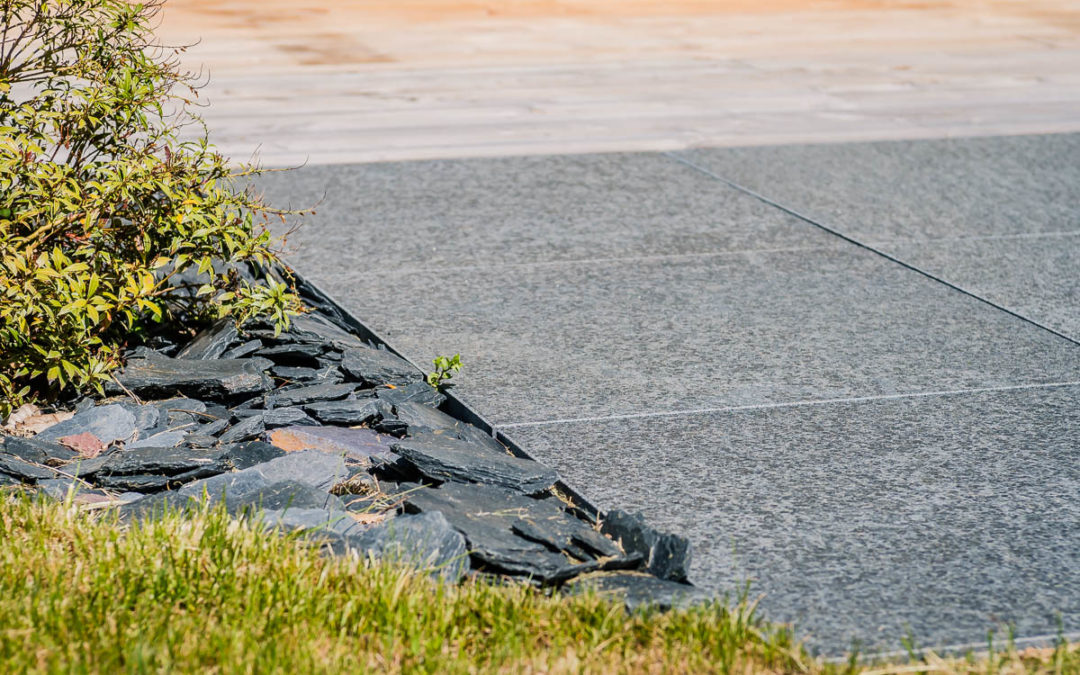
[426,354,463,389]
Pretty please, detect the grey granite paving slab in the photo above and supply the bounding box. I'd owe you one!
[256,152,840,270]
[285,244,1080,426]
[882,235,1080,340]
[507,385,1080,654]
[676,134,1080,339]
[678,133,1080,242]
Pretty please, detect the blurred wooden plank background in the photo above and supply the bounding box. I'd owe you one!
[156,0,1080,165]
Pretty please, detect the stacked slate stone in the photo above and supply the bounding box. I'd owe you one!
[0,309,705,609]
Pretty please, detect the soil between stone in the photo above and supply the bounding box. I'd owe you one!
[0,272,700,607]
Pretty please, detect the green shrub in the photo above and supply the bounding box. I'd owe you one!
[0,0,301,418]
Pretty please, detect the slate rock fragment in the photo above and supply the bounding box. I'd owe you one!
[184,450,348,495]
[175,319,239,360]
[113,352,272,400]
[218,414,265,443]
[35,404,136,445]
[260,507,364,540]
[127,430,188,450]
[0,454,57,482]
[198,418,229,436]
[392,402,507,454]
[232,479,344,512]
[600,510,691,582]
[255,342,326,367]
[220,338,263,360]
[347,511,468,581]
[98,446,225,477]
[392,434,559,495]
[263,407,318,428]
[275,313,366,350]
[2,436,76,465]
[271,365,343,385]
[221,441,286,470]
[115,402,162,432]
[375,382,446,409]
[183,434,218,448]
[95,465,222,492]
[341,347,422,387]
[267,426,397,465]
[566,572,709,611]
[303,398,386,425]
[272,382,356,408]
[406,482,601,584]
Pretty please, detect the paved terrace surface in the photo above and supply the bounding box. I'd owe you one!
[159,0,1080,656]
[257,134,1080,653]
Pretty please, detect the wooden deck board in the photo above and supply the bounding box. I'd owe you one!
[157,0,1080,164]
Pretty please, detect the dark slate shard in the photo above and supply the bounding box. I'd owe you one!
[406,482,600,584]
[392,434,559,495]
[255,342,326,367]
[341,347,422,387]
[0,454,57,482]
[280,313,366,349]
[600,510,691,583]
[347,511,468,581]
[261,507,363,540]
[156,398,207,414]
[566,573,709,611]
[222,441,286,470]
[36,478,80,501]
[391,402,507,454]
[63,452,114,479]
[271,364,343,384]
[183,450,348,496]
[99,446,225,476]
[151,398,207,431]
[175,319,239,360]
[303,398,386,425]
[218,414,265,444]
[511,513,624,560]
[116,402,162,432]
[273,382,357,408]
[2,436,76,465]
[221,338,263,360]
[202,403,230,420]
[35,404,137,445]
[267,426,397,465]
[112,352,273,400]
[372,417,409,437]
[233,479,344,512]
[127,430,188,450]
[375,382,446,409]
[263,407,318,428]
[198,418,229,436]
[184,434,218,448]
[95,464,223,492]
[0,472,20,487]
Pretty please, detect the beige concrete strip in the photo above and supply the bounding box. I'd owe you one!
[157,0,1080,165]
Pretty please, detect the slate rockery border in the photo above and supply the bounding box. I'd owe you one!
[0,265,707,610]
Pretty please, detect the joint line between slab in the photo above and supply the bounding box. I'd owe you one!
[498,380,1080,429]
[664,151,1080,348]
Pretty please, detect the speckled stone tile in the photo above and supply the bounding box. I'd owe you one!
[287,244,1080,426]
[881,234,1080,340]
[255,151,841,271]
[676,134,1080,340]
[677,133,1080,242]
[507,385,1080,654]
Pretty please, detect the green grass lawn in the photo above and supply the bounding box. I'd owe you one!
[0,494,1075,674]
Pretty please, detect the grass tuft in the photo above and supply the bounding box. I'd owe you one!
[0,494,1075,673]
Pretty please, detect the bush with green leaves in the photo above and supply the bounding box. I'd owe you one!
[0,0,301,418]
